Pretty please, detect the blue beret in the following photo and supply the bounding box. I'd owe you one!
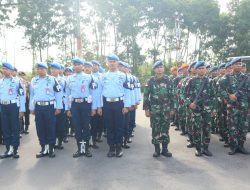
[218,63,226,69]
[91,60,101,66]
[72,58,84,65]
[2,62,14,70]
[225,62,232,69]
[177,67,182,72]
[99,66,105,73]
[123,62,130,69]
[36,62,48,69]
[188,61,197,72]
[210,66,219,73]
[60,65,65,70]
[206,63,212,68]
[229,57,241,66]
[194,61,206,69]
[65,67,73,73]
[107,54,119,61]
[152,60,164,69]
[84,61,93,67]
[50,63,61,69]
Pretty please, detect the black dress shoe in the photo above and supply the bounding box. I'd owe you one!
[127,138,132,143]
[116,144,123,158]
[187,142,194,148]
[36,145,48,158]
[13,147,20,159]
[107,145,116,157]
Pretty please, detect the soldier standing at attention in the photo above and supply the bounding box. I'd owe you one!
[0,62,25,159]
[143,60,175,158]
[30,63,63,158]
[98,54,131,158]
[219,58,250,155]
[185,61,213,157]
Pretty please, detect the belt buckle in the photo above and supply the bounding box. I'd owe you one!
[75,99,83,103]
[40,102,47,106]
[109,98,115,102]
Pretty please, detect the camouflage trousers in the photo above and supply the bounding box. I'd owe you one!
[150,110,170,145]
[227,103,248,146]
[186,107,193,139]
[192,111,211,147]
[217,101,228,141]
[178,103,187,133]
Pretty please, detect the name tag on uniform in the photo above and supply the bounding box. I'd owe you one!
[81,85,85,92]
[45,88,50,94]
[8,88,13,95]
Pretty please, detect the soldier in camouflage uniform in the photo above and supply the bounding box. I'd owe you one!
[143,61,175,158]
[219,58,250,155]
[176,64,190,135]
[216,63,230,147]
[169,66,178,124]
[209,66,220,134]
[185,61,213,157]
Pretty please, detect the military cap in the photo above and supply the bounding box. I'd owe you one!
[91,60,101,66]
[177,67,182,72]
[152,60,164,69]
[65,67,74,73]
[170,66,178,72]
[72,58,84,65]
[50,62,61,69]
[188,61,197,72]
[225,62,232,69]
[84,61,93,67]
[210,66,219,73]
[36,62,48,69]
[2,62,14,70]
[107,53,119,61]
[218,63,226,69]
[206,63,212,69]
[194,61,206,69]
[229,57,241,66]
[181,63,189,70]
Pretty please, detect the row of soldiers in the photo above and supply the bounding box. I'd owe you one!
[143,58,250,157]
[0,53,141,159]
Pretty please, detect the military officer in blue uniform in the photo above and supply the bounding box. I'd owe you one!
[30,63,63,158]
[65,58,99,158]
[98,54,131,158]
[50,63,67,150]
[0,62,25,159]
[91,60,104,143]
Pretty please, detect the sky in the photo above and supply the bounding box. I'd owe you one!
[0,0,230,72]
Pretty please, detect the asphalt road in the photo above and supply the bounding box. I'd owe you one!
[0,106,250,190]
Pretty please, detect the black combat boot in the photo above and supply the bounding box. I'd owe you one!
[122,138,130,149]
[0,145,13,159]
[237,141,250,155]
[187,135,194,148]
[73,141,84,158]
[116,144,123,158]
[203,145,213,156]
[107,145,116,157]
[48,144,55,158]
[13,146,20,159]
[85,141,92,157]
[161,143,172,157]
[36,145,48,158]
[153,144,161,157]
[195,145,202,157]
[92,139,99,149]
[228,144,237,155]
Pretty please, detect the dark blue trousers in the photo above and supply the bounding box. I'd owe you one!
[128,110,136,136]
[103,100,124,145]
[91,115,103,140]
[56,106,67,140]
[123,112,130,140]
[71,102,91,142]
[1,103,20,147]
[35,104,56,145]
